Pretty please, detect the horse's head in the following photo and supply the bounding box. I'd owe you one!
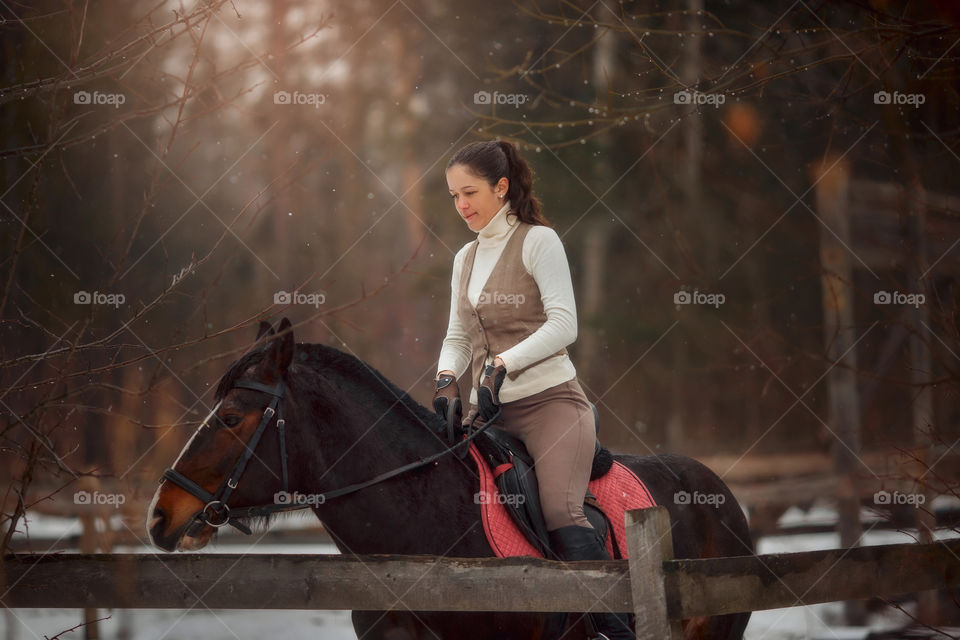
[147,318,296,551]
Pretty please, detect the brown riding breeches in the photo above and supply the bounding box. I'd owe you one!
[467,378,596,531]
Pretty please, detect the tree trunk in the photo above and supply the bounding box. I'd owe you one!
[812,155,865,625]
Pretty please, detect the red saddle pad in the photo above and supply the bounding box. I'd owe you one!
[468,443,656,558]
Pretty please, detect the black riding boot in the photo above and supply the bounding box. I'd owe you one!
[548,525,635,640]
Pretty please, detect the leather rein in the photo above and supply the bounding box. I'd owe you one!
[161,378,495,538]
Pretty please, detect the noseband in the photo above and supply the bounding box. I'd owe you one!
[161,378,500,539]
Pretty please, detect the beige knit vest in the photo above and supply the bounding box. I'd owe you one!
[456,221,568,390]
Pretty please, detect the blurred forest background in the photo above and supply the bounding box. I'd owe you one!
[1,0,959,560]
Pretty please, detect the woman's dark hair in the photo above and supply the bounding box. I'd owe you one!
[446,140,550,226]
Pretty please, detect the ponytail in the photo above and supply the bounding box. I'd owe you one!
[497,141,549,226]
[446,140,551,227]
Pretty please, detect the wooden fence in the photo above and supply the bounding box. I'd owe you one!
[3,507,959,639]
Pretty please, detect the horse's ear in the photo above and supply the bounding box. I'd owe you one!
[264,317,294,379]
[256,321,274,341]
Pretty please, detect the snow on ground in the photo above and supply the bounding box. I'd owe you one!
[744,499,959,640]
[6,507,960,639]
[5,607,357,640]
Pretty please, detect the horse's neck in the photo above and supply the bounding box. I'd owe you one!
[293,380,487,556]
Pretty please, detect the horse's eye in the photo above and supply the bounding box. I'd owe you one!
[221,414,242,428]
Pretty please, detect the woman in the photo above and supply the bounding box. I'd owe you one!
[432,140,633,640]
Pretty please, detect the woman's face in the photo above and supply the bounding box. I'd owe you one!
[446,164,507,232]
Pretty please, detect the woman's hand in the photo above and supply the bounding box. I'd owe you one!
[433,373,461,426]
[477,362,507,421]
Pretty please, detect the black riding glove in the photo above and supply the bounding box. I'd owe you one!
[477,363,507,421]
[433,374,462,425]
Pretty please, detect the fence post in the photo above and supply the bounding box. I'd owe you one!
[80,511,101,640]
[625,506,683,640]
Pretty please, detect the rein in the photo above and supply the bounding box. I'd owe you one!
[161,378,497,537]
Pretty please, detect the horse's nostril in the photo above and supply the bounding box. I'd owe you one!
[150,506,167,533]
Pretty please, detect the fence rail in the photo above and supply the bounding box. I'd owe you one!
[4,507,959,640]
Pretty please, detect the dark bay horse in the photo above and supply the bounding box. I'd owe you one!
[147,319,753,639]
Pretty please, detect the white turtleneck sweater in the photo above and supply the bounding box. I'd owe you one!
[437,201,578,404]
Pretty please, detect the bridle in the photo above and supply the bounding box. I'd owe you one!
[162,380,290,537]
[161,377,499,538]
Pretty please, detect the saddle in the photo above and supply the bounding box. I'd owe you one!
[469,402,618,558]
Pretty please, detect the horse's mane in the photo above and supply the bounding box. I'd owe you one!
[214,341,445,433]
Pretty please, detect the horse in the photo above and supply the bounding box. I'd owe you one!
[147,318,753,639]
